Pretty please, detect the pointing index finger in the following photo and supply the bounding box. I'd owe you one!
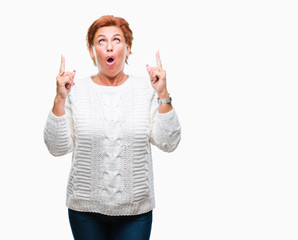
[156,51,162,69]
[59,55,65,75]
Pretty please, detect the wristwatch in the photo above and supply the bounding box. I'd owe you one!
[157,96,172,104]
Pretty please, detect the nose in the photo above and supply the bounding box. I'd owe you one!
[106,40,113,52]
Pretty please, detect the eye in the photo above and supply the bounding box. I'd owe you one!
[98,39,105,45]
[114,38,120,43]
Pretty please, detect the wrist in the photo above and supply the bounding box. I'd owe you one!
[157,89,169,99]
[157,89,172,105]
[54,95,66,104]
[52,96,66,117]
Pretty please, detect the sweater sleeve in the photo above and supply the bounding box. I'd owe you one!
[43,96,75,157]
[149,91,181,152]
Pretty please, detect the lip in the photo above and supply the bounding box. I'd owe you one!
[106,56,115,66]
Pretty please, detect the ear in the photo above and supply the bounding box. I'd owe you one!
[125,45,131,64]
[126,44,131,59]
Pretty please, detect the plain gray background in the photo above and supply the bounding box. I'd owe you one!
[1,0,298,239]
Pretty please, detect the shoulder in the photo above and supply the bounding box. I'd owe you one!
[69,76,91,95]
[67,76,93,105]
[128,75,156,104]
[74,76,91,88]
[129,75,154,94]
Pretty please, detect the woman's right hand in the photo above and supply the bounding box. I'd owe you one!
[56,55,76,100]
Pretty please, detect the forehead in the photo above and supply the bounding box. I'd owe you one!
[95,26,124,38]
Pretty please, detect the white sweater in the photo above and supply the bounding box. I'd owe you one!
[44,75,181,216]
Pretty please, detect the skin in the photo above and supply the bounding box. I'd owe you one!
[89,26,130,86]
[52,55,75,117]
[146,51,173,113]
[52,26,172,117]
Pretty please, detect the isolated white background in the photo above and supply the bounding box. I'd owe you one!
[0,0,297,239]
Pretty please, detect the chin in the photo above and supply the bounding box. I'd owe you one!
[107,66,125,75]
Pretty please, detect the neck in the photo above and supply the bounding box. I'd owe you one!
[94,72,128,86]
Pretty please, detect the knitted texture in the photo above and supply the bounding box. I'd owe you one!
[44,75,181,216]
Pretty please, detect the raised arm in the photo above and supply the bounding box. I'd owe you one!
[147,51,181,152]
[146,51,173,114]
[44,56,76,156]
[52,55,76,116]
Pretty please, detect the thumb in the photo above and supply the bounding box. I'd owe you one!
[71,70,76,78]
[146,64,152,75]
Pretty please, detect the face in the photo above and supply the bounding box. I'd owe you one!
[90,26,131,77]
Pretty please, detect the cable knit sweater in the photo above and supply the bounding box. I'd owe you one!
[44,75,181,216]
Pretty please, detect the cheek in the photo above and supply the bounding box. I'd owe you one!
[122,46,129,59]
[93,47,104,58]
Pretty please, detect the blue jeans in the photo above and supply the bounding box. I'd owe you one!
[68,209,152,240]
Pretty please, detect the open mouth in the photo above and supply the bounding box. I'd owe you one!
[106,56,115,65]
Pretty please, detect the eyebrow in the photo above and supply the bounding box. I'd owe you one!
[96,34,122,39]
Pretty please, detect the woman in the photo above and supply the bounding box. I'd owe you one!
[44,15,181,240]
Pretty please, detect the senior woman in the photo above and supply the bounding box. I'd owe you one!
[44,15,181,240]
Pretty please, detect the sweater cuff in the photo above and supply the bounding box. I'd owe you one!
[156,108,180,132]
[48,111,67,125]
[157,108,175,119]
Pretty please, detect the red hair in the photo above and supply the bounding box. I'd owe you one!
[87,15,133,64]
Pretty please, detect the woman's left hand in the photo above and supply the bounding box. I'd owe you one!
[146,51,168,97]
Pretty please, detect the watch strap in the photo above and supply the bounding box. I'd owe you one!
[157,97,172,104]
